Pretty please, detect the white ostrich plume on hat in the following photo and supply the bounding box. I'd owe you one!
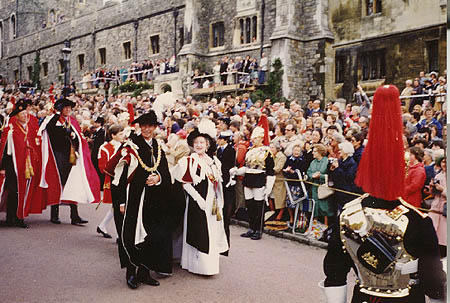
[153,92,177,121]
[198,118,217,139]
[251,126,264,139]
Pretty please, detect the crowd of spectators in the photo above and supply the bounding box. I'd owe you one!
[79,55,177,90]
[192,53,268,89]
[0,69,446,250]
[401,70,447,113]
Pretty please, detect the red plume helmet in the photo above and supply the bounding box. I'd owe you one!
[355,85,405,200]
[257,114,270,146]
[127,102,134,126]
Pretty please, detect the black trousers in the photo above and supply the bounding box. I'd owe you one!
[223,186,236,249]
[245,199,264,232]
[50,204,80,221]
[111,185,132,269]
[4,156,20,223]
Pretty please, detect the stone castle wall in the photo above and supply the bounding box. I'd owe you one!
[1,0,445,104]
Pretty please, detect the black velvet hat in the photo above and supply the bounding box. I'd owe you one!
[9,98,32,117]
[131,110,159,126]
[54,98,76,111]
[187,119,217,157]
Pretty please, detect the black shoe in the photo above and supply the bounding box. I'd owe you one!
[240,230,255,238]
[15,220,29,228]
[71,217,88,225]
[126,275,139,289]
[97,227,112,238]
[137,267,160,286]
[5,219,15,227]
[51,219,61,224]
[251,231,262,240]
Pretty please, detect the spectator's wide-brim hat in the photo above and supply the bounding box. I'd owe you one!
[54,98,76,111]
[187,118,217,156]
[9,98,32,117]
[131,110,159,126]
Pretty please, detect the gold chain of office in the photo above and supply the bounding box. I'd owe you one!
[131,142,162,174]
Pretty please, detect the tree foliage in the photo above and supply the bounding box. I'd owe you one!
[251,58,286,103]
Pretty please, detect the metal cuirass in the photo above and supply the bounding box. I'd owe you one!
[339,194,418,298]
[245,146,270,170]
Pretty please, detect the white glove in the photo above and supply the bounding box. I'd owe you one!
[183,183,207,210]
[229,167,238,176]
[226,178,236,188]
[236,166,247,176]
[318,280,347,303]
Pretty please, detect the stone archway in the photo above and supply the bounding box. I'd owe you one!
[161,83,172,92]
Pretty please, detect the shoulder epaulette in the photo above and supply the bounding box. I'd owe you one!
[398,197,427,219]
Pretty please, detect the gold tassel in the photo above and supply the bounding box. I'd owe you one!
[211,198,217,216]
[216,210,222,221]
[25,156,34,179]
[69,146,77,165]
[25,158,31,180]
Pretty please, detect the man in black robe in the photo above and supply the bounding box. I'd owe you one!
[106,111,173,289]
[216,130,236,255]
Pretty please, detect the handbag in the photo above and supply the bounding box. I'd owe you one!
[317,174,334,199]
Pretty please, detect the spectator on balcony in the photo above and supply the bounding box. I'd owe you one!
[401,79,414,111]
[433,76,446,112]
[213,61,221,85]
[258,52,268,84]
[249,58,258,84]
[226,59,235,85]
[220,56,228,85]
[169,55,176,73]
[409,78,424,112]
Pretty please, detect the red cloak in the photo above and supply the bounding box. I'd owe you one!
[0,115,46,219]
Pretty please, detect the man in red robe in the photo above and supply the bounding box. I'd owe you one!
[0,99,45,227]
[39,98,100,224]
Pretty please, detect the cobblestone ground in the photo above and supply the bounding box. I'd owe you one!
[0,203,359,303]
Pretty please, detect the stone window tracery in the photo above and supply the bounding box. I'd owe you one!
[335,55,346,83]
[123,41,131,60]
[237,15,257,45]
[99,48,107,65]
[361,50,385,80]
[150,35,160,55]
[10,14,16,39]
[27,66,33,81]
[58,59,64,74]
[42,62,48,77]
[211,22,225,48]
[78,54,85,70]
[366,0,382,16]
[426,40,439,73]
[49,9,56,25]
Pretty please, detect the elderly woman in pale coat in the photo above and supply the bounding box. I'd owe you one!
[269,141,287,218]
[428,156,447,259]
